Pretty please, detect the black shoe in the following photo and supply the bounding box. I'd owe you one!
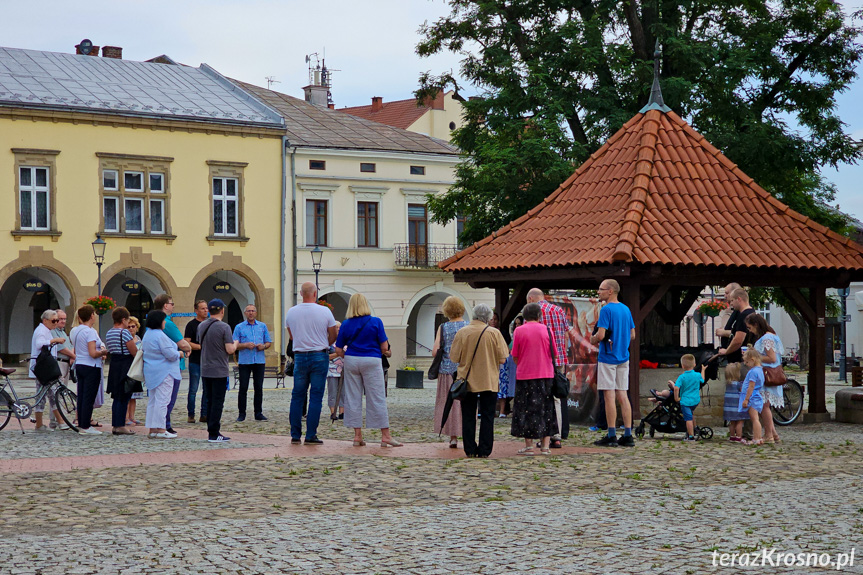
[254,414,268,421]
[166,427,176,434]
[290,438,301,445]
[550,439,562,449]
[305,437,324,445]
[594,435,618,447]
[338,413,344,420]
[236,415,245,422]
[208,435,230,443]
[617,435,636,447]
[199,415,207,423]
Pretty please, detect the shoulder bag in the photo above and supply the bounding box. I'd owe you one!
[427,326,445,380]
[763,365,787,386]
[32,344,61,385]
[450,326,489,401]
[547,327,570,399]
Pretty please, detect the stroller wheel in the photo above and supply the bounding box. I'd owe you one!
[699,427,713,440]
[635,423,645,439]
[649,427,655,438]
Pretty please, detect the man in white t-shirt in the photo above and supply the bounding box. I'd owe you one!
[284,282,337,445]
[30,310,67,431]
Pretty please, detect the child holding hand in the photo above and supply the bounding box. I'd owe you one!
[739,348,764,445]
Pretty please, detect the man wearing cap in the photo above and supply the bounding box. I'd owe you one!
[233,304,272,422]
[198,299,237,442]
[284,282,337,445]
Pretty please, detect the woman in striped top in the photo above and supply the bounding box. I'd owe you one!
[105,306,139,435]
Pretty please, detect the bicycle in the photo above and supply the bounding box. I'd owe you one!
[772,378,804,426]
[0,366,79,433]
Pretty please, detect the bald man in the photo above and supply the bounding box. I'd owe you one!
[285,282,338,445]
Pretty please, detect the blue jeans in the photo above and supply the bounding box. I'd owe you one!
[289,351,329,440]
[187,362,208,417]
[165,378,181,429]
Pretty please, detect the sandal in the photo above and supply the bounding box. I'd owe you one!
[449,439,458,449]
[741,439,763,446]
[352,440,366,447]
[762,438,775,445]
[540,449,552,455]
[112,429,136,435]
[90,421,102,428]
[517,447,534,456]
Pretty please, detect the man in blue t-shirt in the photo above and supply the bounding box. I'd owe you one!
[590,279,636,447]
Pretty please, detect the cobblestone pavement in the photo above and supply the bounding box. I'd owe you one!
[1,381,862,574]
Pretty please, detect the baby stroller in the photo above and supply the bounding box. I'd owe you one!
[634,352,716,440]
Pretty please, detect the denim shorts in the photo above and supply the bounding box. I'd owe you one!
[681,404,695,422]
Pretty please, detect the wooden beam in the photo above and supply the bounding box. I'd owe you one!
[673,287,703,325]
[808,287,827,414]
[781,287,816,326]
[636,283,670,324]
[622,281,642,420]
[496,284,529,344]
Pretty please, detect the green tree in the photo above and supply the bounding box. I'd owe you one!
[417,0,863,246]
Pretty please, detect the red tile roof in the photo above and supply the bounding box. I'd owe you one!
[441,109,863,273]
[339,98,428,130]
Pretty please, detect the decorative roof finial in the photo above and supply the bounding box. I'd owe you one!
[640,39,671,113]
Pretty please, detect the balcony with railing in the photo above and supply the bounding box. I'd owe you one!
[393,243,460,269]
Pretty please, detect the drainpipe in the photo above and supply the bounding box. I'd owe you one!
[290,146,298,308]
[280,136,289,353]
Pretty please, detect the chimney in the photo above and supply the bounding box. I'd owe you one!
[102,46,123,59]
[371,96,383,112]
[303,84,329,107]
[327,103,334,109]
[75,41,100,57]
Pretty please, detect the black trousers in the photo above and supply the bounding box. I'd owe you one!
[202,377,228,439]
[75,365,101,430]
[461,390,497,457]
[594,388,608,429]
[237,363,265,416]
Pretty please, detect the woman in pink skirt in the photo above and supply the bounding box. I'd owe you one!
[432,296,469,448]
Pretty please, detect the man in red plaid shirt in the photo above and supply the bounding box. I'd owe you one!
[527,288,578,446]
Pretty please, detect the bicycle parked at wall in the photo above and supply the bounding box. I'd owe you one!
[0,345,79,433]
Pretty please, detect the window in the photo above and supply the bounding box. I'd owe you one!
[98,153,173,237]
[12,148,59,235]
[19,167,50,230]
[408,204,428,265]
[309,160,326,170]
[410,165,426,176]
[213,177,239,237]
[357,201,378,247]
[456,213,468,248]
[306,200,328,246]
[360,162,376,173]
[207,160,247,241]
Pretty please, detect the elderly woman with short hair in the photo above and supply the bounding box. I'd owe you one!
[510,302,558,455]
[336,293,401,448]
[142,311,185,439]
[431,296,469,448]
[449,303,509,458]
[105,306,139,435]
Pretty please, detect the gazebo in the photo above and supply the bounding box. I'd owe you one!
[440,81,863,420]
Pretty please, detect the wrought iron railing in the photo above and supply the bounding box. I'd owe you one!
[393,243,460,268]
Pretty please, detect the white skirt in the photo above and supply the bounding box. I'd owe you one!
[762,385,785,409]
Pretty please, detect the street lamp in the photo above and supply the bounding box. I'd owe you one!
[92,234,107,296]
[310,245,323,293]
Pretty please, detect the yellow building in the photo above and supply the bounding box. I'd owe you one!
[340,90,465,143]
[0,46,285,363]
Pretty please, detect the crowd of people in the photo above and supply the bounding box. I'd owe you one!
[27,277,786,454]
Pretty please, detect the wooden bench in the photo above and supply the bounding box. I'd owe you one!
[231,365,286,390]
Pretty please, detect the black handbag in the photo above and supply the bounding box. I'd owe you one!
[547,327,570,399]
[285,359,295,377]
[124,376,144,395]
[450,326,489,401]
[32,345,61,384]
[428,329,445,380]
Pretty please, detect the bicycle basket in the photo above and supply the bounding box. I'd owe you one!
[32,345,61,384]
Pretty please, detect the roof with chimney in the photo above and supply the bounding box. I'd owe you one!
[0,46,284,128]
[339,96,432,130]
[237,81,458,155]
[440,106,863,274]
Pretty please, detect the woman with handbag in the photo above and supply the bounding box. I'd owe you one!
[126,317,145,426]
[335,293,401,448]
[431,296,469,448]
[510,303,558,455]
[72,305,108,436]
[105,306,139,436]
[745,313,784,444]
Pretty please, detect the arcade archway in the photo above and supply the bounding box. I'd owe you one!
[0,267,73,356]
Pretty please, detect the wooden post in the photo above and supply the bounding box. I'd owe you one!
[623,280,642,420]
[808,286,827,414]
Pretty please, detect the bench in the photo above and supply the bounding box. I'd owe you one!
[231,365,286,390]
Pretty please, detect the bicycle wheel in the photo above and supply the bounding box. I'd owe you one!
[54,384,79,432]
[772,379,803,426]
[0,390,13,431]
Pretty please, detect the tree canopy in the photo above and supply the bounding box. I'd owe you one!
[417,0,863,245]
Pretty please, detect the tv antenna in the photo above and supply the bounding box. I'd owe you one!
[265,76,280,89]
[305,51,339,106]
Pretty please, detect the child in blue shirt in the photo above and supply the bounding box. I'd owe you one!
[739,348,764,445]
[649,354,705,440]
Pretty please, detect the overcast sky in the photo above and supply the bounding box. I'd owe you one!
[3,0,862,219]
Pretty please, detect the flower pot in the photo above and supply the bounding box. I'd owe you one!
[395,369,424,389]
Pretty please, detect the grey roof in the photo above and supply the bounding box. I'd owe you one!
[0,47,283,128]
[237,81,459,156]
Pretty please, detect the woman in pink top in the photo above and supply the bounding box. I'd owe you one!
[510,302,559,455]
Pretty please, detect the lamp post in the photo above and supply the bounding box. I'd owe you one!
[310,246,323,293]
[92,234,106,296]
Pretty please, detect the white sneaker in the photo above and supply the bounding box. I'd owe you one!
[34,425,54,432]
[58,423,70,430]
[154,431,177,439]
[78,427,102,435]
